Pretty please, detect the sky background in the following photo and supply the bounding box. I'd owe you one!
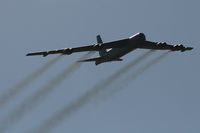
[0,0,200,133]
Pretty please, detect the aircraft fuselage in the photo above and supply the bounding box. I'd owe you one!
[95,33,146,65]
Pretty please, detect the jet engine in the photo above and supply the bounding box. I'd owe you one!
[62,48,73,55]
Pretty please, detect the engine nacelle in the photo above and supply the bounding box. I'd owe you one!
[171,44,186,51]
[62,48,73,55]
[43,52,48,57]
[93,44,102,50]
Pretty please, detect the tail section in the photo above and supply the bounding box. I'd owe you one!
[97,35,107,57]
[78,57,123,65]
[96,35,103,43]
[78,57,103,62]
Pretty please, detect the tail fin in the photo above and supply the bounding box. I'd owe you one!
[97,35,107,57]
[97,35,103,43]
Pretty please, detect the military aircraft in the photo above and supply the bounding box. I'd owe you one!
[26,33,193,65]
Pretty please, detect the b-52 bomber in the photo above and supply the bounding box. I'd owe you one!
[27,33,193,65]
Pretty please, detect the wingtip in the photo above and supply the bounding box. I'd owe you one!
[26,53,32,56]
[188,47,193,50]
[180,47,193,52]
[185,46,193,51]
[26,51,49,57]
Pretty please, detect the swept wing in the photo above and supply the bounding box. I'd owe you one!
[26,39,129,57]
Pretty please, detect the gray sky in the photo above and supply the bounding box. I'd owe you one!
[0,0,199,133]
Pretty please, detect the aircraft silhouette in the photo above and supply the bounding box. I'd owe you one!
[27,33,193,65]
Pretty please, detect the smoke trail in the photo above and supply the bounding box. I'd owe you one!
[0,52,93,133]
[127,51,170,81]
[29,50,154,133]
[102,51,171,100]
[0,55,62,109]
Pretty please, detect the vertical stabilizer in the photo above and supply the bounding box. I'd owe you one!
[97,35,103,43]
[97,35,107,57]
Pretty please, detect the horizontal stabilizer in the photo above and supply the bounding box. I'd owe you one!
[78,57,103,62]
[114,58,123,61]
[78,57,123,63]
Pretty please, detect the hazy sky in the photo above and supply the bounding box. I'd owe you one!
[0,0,199,133]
